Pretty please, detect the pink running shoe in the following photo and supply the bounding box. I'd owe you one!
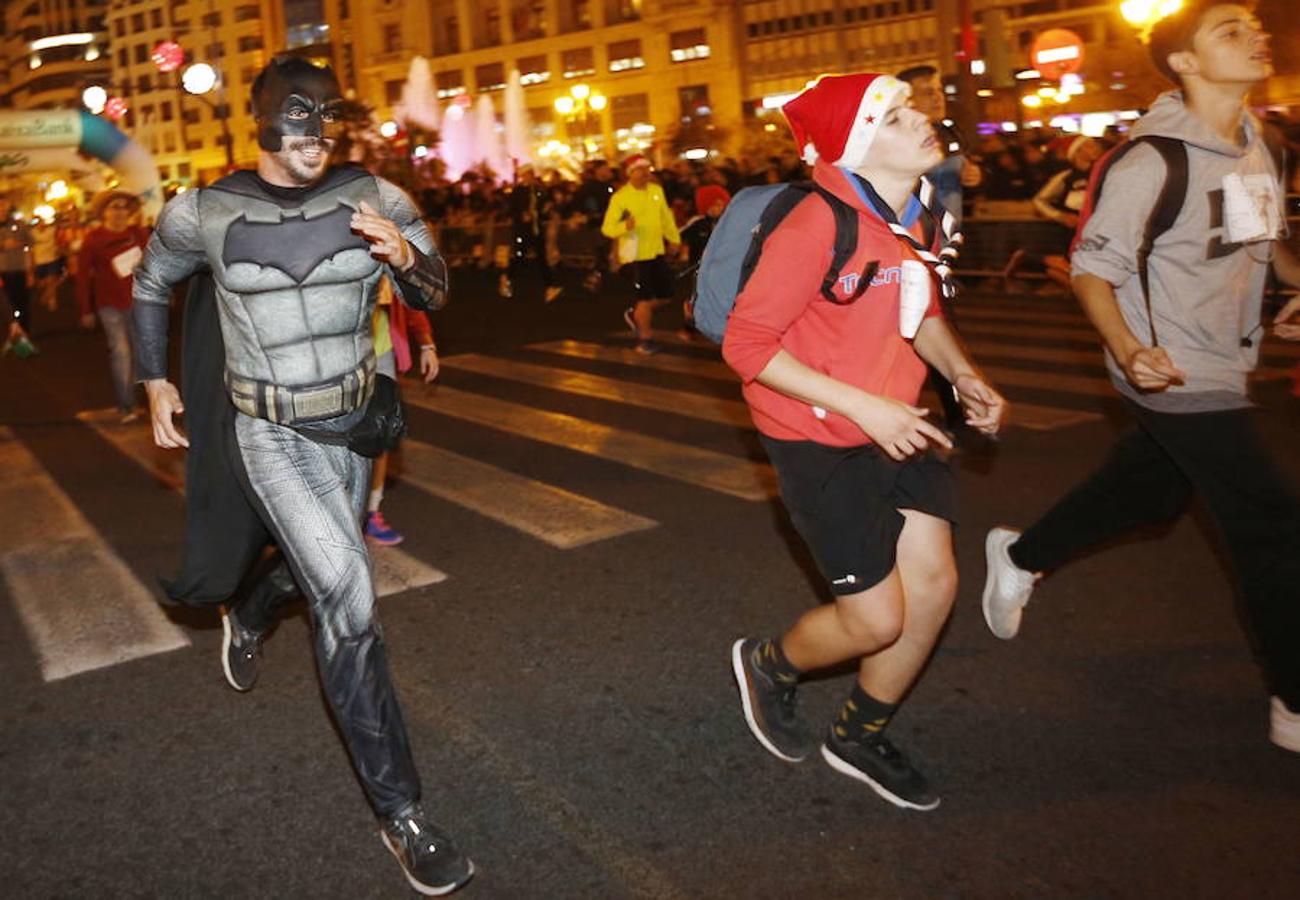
[365,511,404,546]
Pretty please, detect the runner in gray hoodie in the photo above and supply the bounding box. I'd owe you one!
[980,1,1300,753]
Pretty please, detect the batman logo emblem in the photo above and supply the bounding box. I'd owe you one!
[222,204,371,282]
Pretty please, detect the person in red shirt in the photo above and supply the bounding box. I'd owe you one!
[724,73,1007,810]
[76,192,149,422]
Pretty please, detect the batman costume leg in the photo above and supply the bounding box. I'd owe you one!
[230,408,421,815]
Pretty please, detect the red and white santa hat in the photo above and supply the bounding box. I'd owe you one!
[622,153,652,172]
[782,73,911,169]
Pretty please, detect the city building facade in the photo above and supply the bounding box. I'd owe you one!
[353,0,747,163]
[1,0,1296,187]
[1,0,111,111]
[101,0,274,185]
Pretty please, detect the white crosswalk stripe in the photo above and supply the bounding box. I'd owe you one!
[532,337,1106,430]
[403,384,777,500]
[441,353,752,429]
[75,409,449,593]
[0,427,190,681]
[957,303,1299,372]
[399,438,657,548]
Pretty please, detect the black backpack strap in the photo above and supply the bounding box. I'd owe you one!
[736,183,815,296]
[810,185,874,304]
[810,185,870,303]
[737,181,874,306]
[1089,135,1186,347]
[1132,136,1187,348]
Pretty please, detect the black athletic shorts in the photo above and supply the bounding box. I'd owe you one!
[759,435,958,596]
[628,256,675,300]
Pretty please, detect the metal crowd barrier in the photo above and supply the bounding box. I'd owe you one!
[427,199,1300,285]
[428,219,607,270]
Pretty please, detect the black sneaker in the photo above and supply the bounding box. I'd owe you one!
[220,606,263,693]
[820,729,940,811]
[730,638,815,762]
[380,805,474,896]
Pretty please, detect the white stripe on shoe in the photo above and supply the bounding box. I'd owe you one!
[380,831,476,897]
[730,639,805,763]
[819,743,941,811]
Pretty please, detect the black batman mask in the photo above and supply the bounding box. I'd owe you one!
[253,57,344,152]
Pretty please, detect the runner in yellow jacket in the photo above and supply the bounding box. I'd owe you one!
[601,154,680,354]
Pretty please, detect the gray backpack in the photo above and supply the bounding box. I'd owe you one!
[691,182,874,344]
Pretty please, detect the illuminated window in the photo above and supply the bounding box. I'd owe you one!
[669,28,709,63]
[476,62,506,92]
[435,69,466,99]
[562,47,594,79]
[607,39,643,72]
[518,54,550,85]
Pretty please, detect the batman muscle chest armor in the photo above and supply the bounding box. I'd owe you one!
[201,168,384,387]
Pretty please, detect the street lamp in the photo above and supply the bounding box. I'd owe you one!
[180,62,234,169]
[554,84,606,161]
[1119,0,1183,38]
[181,62,218,95]
[82,85,108,115]
[1120,0,1182,26]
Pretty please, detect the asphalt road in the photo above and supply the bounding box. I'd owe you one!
[2,268,1298,898]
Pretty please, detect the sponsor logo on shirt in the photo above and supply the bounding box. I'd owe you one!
[870,265,903,287]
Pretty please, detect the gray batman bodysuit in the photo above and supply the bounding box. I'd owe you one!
[132,164,447,818]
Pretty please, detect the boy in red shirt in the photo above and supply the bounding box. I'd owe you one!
[76,192,149,422]
[724,73,1007,809]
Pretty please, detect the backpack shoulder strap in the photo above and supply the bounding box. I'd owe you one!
[1075,135,1186,347]
[1133,136,1187,348]
[1136,135,1188,251]
[735,182,816,295]
[810,184,871,304]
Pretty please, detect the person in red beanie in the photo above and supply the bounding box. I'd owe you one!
[676,183,731,338]
[601,154,681,354]
[724,72,1007,810]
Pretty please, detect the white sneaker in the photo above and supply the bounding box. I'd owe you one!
[982,527,1039,640]
[1270,697,1300,753]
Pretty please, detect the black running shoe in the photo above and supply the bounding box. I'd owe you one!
[220,606,263,693]
[820,729,940,810]
[731,638,815,762]
[380,805,474,896]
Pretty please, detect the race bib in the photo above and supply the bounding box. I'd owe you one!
[1222,172,1281,244]
[110,244,143,279]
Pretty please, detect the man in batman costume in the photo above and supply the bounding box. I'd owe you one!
[131,57,474,896]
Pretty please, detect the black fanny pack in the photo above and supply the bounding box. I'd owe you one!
[293,374,407,458]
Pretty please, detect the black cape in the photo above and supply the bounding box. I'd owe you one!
[158,272,273,606]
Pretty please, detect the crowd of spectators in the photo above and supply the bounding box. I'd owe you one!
[403,106,1300,233]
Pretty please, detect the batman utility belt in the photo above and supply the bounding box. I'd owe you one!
[225,356,376,425]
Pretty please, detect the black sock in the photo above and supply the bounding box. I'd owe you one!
[1007,537,1033,572]
[834,684,896,743]
[752,637,800,685]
